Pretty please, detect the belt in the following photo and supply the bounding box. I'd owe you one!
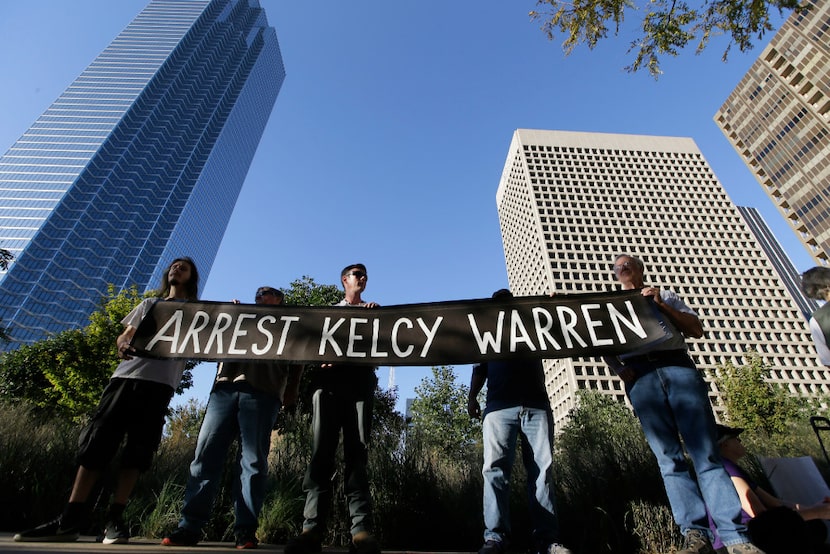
[620,349,694,368]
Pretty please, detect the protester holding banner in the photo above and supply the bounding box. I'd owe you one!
[162,286,303,549]
[286,263,381,554]
[14,257,200,545]
[602,254,765,554]
[468,289,572,554]
[800,267,830,366]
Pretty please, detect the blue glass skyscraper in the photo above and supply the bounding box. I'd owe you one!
[0,0,285,346]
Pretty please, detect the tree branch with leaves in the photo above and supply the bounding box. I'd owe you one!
[530,0,806,77]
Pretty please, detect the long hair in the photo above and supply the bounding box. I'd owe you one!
[158,257,199,300]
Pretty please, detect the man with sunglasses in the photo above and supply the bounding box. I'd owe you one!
[287,264,381,554]
[603,255,764,554]
[163,286,303,550]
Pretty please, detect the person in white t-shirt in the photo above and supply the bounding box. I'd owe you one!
[14,257,199,545]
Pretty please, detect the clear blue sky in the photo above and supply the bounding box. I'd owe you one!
[0,1,812,413]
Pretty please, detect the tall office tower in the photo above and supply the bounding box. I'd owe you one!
[0,0,285,346]
[496,129,827,424]
[737,206,819,320]
[714,0,830,265]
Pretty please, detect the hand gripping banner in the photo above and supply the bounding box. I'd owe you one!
[130,290,670,366]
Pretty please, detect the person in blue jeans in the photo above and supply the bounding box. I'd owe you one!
[467,289,572,554]
[603,254,765,554]
[162,286,302,550]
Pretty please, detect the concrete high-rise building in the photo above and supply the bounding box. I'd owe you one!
[737,206,819,320]
[0,0,285,346]
[496,129,828,424]
[715,0,830,265]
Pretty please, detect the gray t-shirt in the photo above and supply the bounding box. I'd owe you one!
[111,297,187,389]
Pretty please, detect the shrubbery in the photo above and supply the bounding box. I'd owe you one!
[2,389,829,553]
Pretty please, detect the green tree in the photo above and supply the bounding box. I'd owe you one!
[0,285,194,421]
[530,0,805,77]
[408,365,481,460]
[282,275,343,307]
[0,248,13,342]
[710,350,803,435]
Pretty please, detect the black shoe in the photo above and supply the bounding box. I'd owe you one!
[479,540,505,554]
[100,517,130,545]
[162,527,201,547]
[235,530,259,550]
[13,517,80,542]
[285,531,323,554]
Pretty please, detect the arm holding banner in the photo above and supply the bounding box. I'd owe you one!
[468,365,486,419]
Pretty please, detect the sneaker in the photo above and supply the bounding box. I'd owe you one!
[13,517,80,542]
[479,539,505,554]
[726,544,766,554]
[101,517,130,545]
[162,527,201,547]
[544,544,574,554]
[285,530,323,554]
[350,531,381,554]
[678,529,716,554]
[236,531,259,550]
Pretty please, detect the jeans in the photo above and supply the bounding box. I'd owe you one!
[628,365,749,546]
[301,370,376,536]
[481,406,560,546]
[179,382,281,534]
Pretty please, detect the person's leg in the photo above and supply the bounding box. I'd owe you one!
[627,369,711,541]
[300,387,341,536]
[519,407,561,549]
[482,406,521,545]
[178,387,240,532]
[234,387,281,534]
[342,374,376,537]
[666,366,749,547]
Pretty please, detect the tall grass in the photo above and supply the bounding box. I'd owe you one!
[4,394,830,553]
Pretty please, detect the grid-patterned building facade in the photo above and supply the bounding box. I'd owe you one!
[0,0,285,346]
[496,129,828,424]
[715,0,830,265]
[737,206,819,320]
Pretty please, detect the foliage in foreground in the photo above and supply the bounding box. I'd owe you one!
[0,285,194,422]
[530,0,805,77]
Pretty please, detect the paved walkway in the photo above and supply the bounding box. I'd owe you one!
[0,534,466,554]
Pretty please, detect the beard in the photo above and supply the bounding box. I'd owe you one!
[168,276,181,287]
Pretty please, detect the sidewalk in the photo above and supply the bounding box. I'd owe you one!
[0,534,468,554]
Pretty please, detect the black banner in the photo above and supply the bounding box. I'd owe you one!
[130,290,670,366]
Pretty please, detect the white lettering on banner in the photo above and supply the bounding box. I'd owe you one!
[252,316,277,356]
[509,309,536,352]
[371,319,388,357]
[582,304,613,347]
[531,307,562,351]
[275,316,299,355]
[417,317,443,357]
[556,306,587,349]
[205,313,234,353]
[608,301,647,341]
[319,317,345,356]
[229,313,256,355]
[391,318,414,357]
[347,318,368,357]
[468,311,505,354]
[180,311,211,353]
[144,310,184,353]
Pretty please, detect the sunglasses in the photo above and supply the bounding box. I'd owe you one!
[255,290,279,298]
[345,271,367,279]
